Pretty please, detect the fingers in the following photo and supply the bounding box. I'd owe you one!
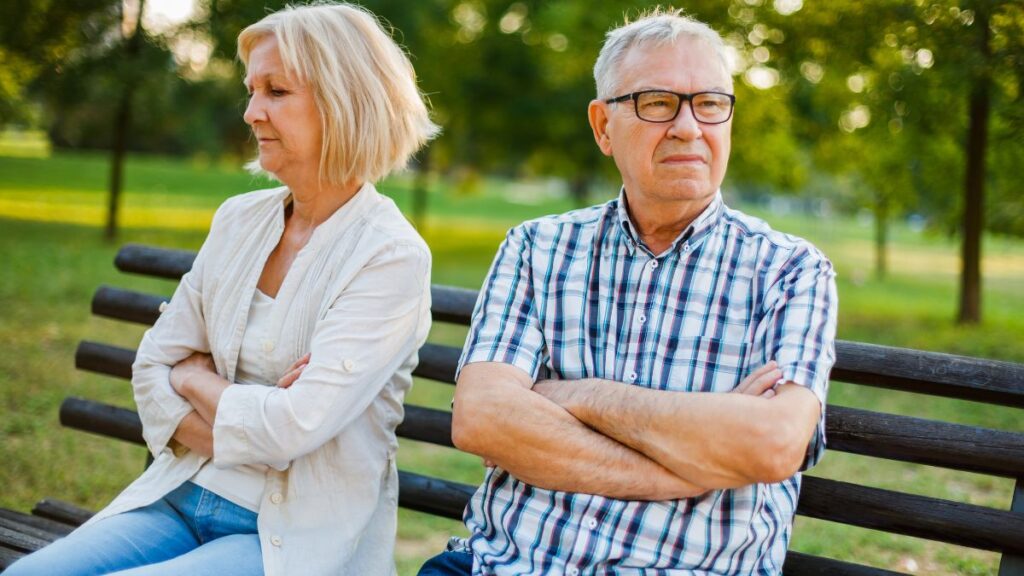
[735,361,782,397]
[277,353,311,388]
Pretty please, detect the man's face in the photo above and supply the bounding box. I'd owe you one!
[590,37,733,212]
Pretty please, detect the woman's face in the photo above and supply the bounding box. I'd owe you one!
[243,36,323,185]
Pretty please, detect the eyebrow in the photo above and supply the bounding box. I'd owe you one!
[243,73,289,88]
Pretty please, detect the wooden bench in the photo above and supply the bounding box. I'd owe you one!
[1,242,1023,575]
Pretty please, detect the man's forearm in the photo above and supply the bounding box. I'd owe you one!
[453,366,706,500]
[535,378,819,488]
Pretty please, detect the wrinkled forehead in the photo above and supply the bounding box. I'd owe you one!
[243,36,299,87]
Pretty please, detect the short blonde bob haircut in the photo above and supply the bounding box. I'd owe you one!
[238,2,439,185]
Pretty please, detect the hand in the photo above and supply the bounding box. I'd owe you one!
[733,361,783,399]
[170,353,216,395]
[277,353,311,388]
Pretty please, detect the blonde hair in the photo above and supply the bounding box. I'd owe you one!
[594,7,732,99]
[238,2,439,185]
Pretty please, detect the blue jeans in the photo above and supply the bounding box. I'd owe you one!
[418,550,473,576]
[5,481,262,576]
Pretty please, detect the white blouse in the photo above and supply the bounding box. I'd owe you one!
[191,288,275,512]
[79,184,432,576]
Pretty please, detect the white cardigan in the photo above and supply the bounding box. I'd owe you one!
[81,184,431,576]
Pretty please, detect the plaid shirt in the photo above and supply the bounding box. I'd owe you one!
[457,191,838,575]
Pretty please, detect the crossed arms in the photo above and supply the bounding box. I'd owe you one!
[452,361,821,501]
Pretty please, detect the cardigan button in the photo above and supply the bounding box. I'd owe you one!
[270,492,283,505]
[271,535,283,547]
[343,359,356,372]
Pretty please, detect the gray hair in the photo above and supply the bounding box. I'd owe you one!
[594,8,731,99]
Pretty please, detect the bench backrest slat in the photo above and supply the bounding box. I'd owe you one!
[73,337,1024,478]
[106,246,1024,408]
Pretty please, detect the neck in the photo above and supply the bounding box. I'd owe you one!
[624,194,714,255]
[284,174,364,228]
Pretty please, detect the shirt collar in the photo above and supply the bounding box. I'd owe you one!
[613,188,724,256]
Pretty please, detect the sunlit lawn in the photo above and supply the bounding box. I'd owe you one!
[1,152,1022,574]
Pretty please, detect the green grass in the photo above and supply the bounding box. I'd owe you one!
[1,152,1022,574]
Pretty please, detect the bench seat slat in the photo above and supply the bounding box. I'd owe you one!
[0,510,72,538]
[0,516,64,547]
[0,525,50,554]
[31,499,93,527]
[0,545,27,571]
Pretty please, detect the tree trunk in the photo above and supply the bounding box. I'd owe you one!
[104,0,146,242]
[957,5,990,325]
[874,198,888,280]
[412,147,431,232]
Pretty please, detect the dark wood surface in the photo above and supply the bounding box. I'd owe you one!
[1000,479,1024,575]
[72,339,1024,478]
[92,272,1024,407]
[799,476,1024,554]
[782,551,908,576]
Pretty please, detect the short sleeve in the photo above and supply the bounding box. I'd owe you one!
[457,225,546,380]
[763,248,838,470]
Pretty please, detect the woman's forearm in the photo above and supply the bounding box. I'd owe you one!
[171,411,214,458]
[176,370,230,424]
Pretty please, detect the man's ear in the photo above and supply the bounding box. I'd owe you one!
[588,100,613,156]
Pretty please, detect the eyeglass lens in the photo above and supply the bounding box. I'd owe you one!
[636,91,733,123]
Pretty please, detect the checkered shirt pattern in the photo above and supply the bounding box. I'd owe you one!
[457,191,838,575]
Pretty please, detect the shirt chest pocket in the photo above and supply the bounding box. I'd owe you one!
[658,336,749,393]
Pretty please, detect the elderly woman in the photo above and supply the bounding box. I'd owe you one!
[6,4,437,576]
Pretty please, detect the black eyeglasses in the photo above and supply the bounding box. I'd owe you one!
[605,90,736,124]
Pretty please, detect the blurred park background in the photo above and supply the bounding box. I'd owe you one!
[1,0,1022,574]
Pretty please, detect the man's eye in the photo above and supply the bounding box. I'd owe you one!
[641,97,674,108]
[270,88,287,97]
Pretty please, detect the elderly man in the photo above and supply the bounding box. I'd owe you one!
[420,8,837,576]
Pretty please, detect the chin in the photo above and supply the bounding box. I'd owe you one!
[659,181,715,202]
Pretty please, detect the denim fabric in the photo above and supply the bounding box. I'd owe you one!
[417,550,473,576]
[5,482,262,576]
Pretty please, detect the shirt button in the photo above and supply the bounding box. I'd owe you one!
[270,492,283,504]
[568,568,579,576]
[683,243,691,252]
[628,372,638,382]
[342,358,356,372]
[638,314,646,324]
[587,518,598,529]
[270,535,282,547]
[649,260,658,268]
[261,340,274,353]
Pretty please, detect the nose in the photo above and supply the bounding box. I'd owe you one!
[243,93,265,126]
[665,100,702,141]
